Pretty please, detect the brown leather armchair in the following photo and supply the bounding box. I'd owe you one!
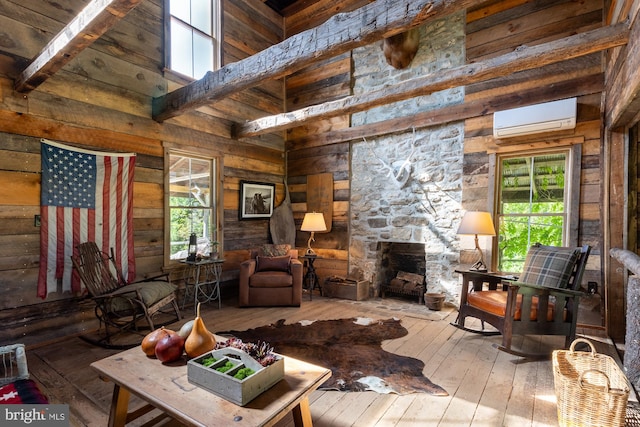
[239,248,303,307]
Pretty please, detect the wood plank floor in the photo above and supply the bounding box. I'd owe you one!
[24,295,632,427]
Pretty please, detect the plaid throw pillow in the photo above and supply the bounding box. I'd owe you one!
[519,244,580,288]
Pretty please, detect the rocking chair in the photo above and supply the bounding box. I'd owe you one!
[71,242,181,347]
[451,243,591,359]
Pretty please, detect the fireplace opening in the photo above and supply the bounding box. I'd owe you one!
[377,242,427,303]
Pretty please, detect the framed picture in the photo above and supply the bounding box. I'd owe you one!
[240,181,275,219]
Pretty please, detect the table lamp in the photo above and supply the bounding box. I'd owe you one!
[301,212,327,256]
[457,211,496,272]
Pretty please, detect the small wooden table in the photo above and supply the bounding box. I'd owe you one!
[181,258,224,313]
[91,339,331,427]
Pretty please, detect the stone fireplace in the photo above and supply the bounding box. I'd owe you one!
[348,12,466,300]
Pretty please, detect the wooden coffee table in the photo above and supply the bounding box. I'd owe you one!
[91,340,331,427]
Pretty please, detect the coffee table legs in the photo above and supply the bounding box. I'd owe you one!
[291,396,313,426]
[107,384,315,427]
[109,384,130,427]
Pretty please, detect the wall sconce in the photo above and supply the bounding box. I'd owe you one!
[301,212,327,256]
[457,211,496,272]
[187,233,197,262]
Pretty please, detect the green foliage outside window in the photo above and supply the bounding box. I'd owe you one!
[497,153,567,273]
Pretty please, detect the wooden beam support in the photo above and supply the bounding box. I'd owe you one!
[286,73,604,150]
[152,0,480,122]
[236,23,628,138]
[14,0,143,93]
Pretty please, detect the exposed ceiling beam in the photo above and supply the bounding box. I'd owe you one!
[14,0,144,93]
[286,73,603,149]
[152,0,479,122]
[234,23,629,138]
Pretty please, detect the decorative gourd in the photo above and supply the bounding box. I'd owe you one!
[184,303,216,358]
[141,327,173,357]
[177,319,194,339]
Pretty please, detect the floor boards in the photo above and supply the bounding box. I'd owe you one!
[22,295,632,427]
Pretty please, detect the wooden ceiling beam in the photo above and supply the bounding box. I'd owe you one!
[14,0,144,93]
[152,0,480,122]
[234,23,629,139]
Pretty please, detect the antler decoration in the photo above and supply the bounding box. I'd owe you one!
[365,127,417,188]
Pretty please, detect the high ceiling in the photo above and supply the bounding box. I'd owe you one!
[264,0,299,15]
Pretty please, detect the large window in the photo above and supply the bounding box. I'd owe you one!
[496,151,571,273]
[167,0,220,79]
[167,152,218,261]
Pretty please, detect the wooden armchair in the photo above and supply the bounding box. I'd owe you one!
[451,243,591,359]
[71,242,181,347]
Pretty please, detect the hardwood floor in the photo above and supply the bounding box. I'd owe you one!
[24,295,631,426]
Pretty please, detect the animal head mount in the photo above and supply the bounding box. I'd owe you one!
[381,27,420,69]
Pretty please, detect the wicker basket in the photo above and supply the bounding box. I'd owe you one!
[553,338,630,427]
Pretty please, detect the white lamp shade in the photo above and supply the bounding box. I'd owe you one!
[301,212,327,232]
[457,211,496,236]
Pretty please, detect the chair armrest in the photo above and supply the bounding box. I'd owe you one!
[240,259,257,277]
[130,272,170,284]
[505,281,584,297]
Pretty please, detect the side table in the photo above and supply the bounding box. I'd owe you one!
[302,255,322,300]
[181,258,224,313]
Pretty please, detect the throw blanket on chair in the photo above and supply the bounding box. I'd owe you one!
[0,379,49,404]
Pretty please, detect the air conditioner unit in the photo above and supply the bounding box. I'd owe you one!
[493,97,577,138]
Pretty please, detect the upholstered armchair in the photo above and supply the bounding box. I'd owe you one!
[239,245,303,307]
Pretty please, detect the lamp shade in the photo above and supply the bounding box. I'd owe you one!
[301,212,327,232]
[457,211,496,236]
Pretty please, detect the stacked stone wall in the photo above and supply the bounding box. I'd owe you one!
[349,12,466,299]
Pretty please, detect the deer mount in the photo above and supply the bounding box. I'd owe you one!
[381,28,420,69]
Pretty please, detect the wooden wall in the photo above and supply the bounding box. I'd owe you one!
[284,0,607,327]
[0,0,286,345]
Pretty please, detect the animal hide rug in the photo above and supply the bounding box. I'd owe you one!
[219,317,448,395]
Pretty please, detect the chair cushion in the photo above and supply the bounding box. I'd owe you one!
[259,244,291,257]
[256,255,291,272]
[467,290,555,321]
[108,280,176,312]
[249,271,294,288]
[519,244,579,288]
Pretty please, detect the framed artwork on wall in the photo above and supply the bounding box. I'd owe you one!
[240,181,275,220]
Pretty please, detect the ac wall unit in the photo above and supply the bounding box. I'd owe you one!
[493,97,577,138]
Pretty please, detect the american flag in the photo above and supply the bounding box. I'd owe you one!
[38,139,136,299]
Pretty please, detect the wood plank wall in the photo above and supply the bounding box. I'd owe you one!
[0,0,286,345]
[283,0,607,328]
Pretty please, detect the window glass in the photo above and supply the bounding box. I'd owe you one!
[497,152,568,272]
[168,153,217,260]
[167,0,219,79]
[191,0,212,34]
[170,19,193,77]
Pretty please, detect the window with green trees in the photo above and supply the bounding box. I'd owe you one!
[497,151,569,273]
[168,153,217,260]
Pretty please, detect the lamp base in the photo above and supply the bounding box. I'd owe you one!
[469,259,488,272]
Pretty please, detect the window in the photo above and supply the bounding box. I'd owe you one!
[167,0,220,79]
[496,150,572,273]
[167,152,218,261]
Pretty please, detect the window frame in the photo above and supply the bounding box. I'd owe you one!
[164,146,223,267]
[163,0,222,81]
[488,142,582,272]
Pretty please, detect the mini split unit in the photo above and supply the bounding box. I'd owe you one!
[493,97,577,138]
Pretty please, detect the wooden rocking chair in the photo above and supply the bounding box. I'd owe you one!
[71,242,181,347]
[451,243,591,359]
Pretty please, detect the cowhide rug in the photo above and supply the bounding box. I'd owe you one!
[218,317,448,396]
